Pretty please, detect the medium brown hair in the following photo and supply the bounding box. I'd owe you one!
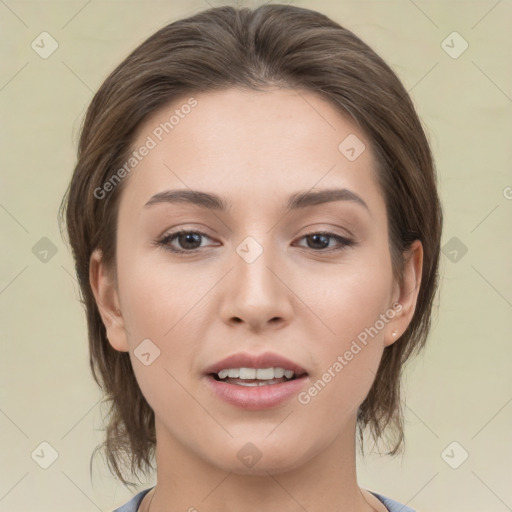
[59,3,442,488]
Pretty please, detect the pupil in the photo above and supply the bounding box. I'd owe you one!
[308,234,328,249]
[180,233,201,249]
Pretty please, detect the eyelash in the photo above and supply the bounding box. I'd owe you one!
[155,229,355,255]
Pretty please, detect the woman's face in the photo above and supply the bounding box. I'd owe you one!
[91,87,421,475]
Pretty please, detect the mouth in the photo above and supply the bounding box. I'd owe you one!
[209,366,306,386]
[203,352,309,409]
[203,351,308,384]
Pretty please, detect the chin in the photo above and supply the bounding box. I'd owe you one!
[202,438,312,476]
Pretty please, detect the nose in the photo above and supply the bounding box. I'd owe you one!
[218,236,294,332]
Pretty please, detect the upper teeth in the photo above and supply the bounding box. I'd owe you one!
[217,367,295,380]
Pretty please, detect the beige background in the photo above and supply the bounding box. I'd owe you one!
[1,0,511,511]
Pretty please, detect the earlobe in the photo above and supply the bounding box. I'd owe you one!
[384,240,423,347]
[89,249,129,352]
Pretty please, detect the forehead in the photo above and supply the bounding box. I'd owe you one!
[118,87,385,219]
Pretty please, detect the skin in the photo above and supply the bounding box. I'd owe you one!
[90,87,422,512]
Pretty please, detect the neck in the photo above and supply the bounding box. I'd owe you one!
[144,415,379,512]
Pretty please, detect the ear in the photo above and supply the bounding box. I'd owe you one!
[384,239,423,347]
[89,248,129,352]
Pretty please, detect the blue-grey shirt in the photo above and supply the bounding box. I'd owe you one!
[112,487,416,511]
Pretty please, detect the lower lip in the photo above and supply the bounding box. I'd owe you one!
[204,374,309,410]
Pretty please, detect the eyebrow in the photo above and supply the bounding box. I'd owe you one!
[144,187,369,212]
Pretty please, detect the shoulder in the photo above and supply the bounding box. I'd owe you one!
[112,487,153,512]
[368,490,417,512]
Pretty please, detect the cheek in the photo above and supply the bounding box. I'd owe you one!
[115,250,209,399]
[298,260,392,411]
[117,248,203,341]
[306,254,393,342]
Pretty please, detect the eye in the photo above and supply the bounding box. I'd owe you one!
[156,230,215,254]
[156,229,354,255]
[295,231,354,252]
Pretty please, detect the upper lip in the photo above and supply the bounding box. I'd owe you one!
[204,352,308,377]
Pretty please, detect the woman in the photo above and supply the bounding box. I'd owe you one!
[60,4,442,511]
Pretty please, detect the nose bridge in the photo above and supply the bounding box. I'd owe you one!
[234,233,282,299]
[220,231,292,328]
